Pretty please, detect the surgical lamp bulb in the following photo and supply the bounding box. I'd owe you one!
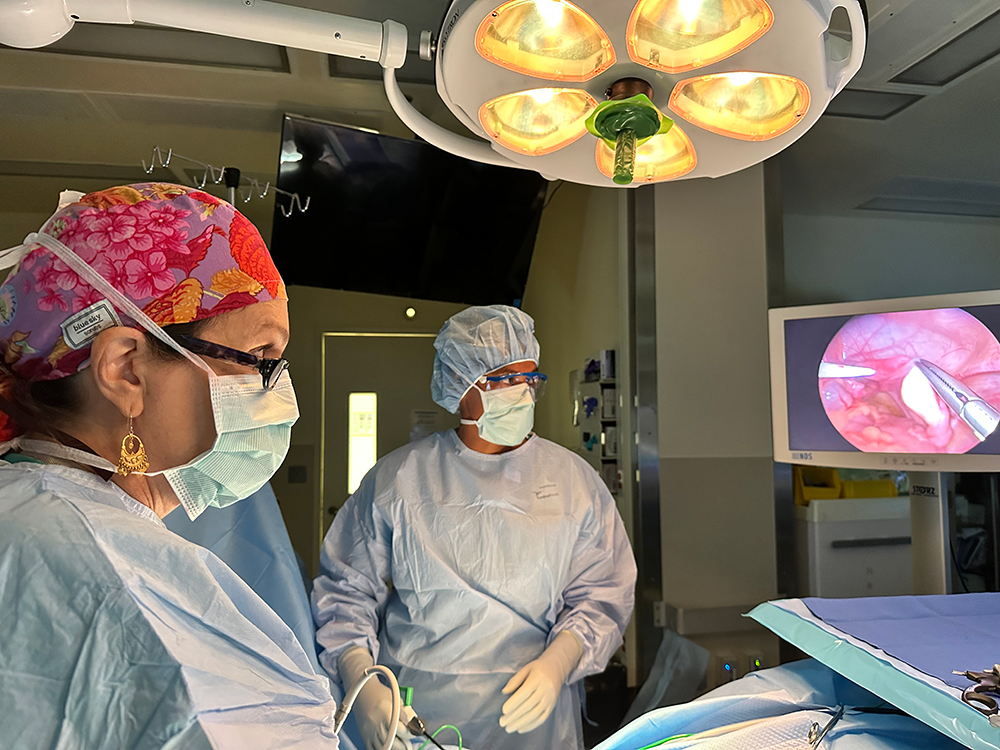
[535,0,565,27]
[529,88,556,104]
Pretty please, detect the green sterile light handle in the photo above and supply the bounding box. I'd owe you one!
[614,128,637,185]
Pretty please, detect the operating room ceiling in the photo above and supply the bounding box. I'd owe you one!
[779,0,1000,218]
[0,0,998,232]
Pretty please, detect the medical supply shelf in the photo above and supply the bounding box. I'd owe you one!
[578,350,619,495]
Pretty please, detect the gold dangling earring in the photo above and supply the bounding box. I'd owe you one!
[118,413,149,476]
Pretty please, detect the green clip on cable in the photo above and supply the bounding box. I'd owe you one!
[399,685,414,708]
[585,94,672,185]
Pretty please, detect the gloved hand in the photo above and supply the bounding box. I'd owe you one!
[339,646,414,750]
[499,630,584,734]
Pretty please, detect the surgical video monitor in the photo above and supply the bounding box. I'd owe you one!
[770,290,1000,471]
[271,114,547,306]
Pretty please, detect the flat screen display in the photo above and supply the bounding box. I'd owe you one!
[271,115,548,306]
[770,291,1000,471]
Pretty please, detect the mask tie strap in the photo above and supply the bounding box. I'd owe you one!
[0,242,29,270]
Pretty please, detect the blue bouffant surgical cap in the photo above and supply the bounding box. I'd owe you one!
[431,305,541,413]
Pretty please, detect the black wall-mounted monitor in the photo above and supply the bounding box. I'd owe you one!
[271,114,548,306]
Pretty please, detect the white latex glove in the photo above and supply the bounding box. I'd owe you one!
[499,630,584,735]
[339,646,414,750]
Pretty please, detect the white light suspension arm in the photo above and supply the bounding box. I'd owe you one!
[0,0,403,63]
[0,0,525,171]
[382,66,527,171]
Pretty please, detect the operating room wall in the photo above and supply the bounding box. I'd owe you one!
[653,165,781,669]
[783,213,1000,305]
[522,182,620,450]
[0,212,50,249]
[279,287,466,576]
[654,166,778,607]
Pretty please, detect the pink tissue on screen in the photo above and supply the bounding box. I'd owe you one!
[819,309,1000,454]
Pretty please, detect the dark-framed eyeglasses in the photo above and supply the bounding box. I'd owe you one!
[175,334,289,390]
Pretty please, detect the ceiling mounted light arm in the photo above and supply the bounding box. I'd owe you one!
[382,67,528,170]
[0,0,396,62]
[0,0,525,171]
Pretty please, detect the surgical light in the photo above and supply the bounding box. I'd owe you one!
[595,123,697,182]
[626,0,775,74]
[479,88,598,155]
[474,0,617,82]
[669,72,811,140]
[0,0,866,188]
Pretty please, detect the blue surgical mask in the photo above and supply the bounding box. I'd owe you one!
[461,383,535,447]
[161,372,298,519]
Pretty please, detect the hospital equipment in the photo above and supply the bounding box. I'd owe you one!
[0,0,867,186]
[796,496,914,598]
[769,290,1000,471]
[334,663,403,750]
[141,146,311,217]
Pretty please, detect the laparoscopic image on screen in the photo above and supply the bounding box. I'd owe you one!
[785,306,1000,455]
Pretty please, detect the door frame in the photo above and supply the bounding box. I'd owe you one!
[318,331,438,546]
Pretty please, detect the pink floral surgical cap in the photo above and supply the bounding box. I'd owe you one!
[0,182,286,440]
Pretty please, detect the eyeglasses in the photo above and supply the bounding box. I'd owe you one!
[478,371,547,398]
[175,334,289,390]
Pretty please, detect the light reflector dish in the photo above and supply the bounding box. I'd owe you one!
[476,0,616,82]
[670,72,810,141]
[480,88,597,155]
[627,0,773,74]
[596,124,697,182]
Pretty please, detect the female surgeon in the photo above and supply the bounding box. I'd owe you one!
[0,184,340,749]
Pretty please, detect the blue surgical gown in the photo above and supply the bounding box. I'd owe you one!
[313,430,637,750]
[164,483,320,673]
[0,459,340,749]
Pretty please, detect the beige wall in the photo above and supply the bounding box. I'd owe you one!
[654,166,777,609]
[522,182,620,450]
[653,166,780,669]
[277,285,465,573]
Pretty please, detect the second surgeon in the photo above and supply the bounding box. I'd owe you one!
[313,305,637,750]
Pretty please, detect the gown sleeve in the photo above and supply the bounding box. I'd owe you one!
[312,470,394,686]
[550,465,637,684]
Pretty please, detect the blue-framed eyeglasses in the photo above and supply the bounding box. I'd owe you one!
[478,371,547,398]
[175,334,289,390]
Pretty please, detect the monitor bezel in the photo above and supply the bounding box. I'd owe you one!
[769,288,1000,471]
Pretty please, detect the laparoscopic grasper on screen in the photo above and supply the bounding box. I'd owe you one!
[818,309,1000,454]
